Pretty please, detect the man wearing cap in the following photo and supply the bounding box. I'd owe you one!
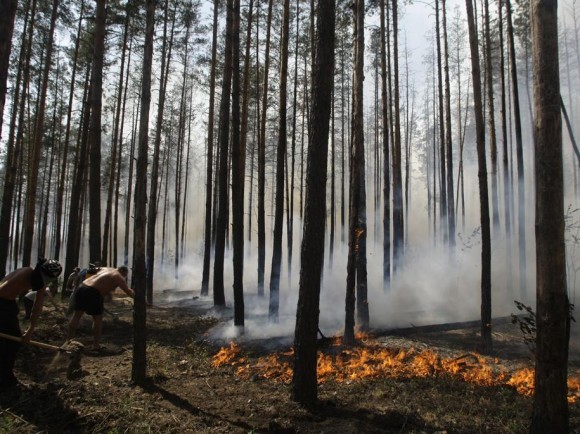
[0,258,62,389]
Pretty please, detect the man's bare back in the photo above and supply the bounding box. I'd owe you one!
[0,268,35,300]
[82,268,134,298]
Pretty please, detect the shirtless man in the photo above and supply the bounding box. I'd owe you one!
[0,258,62,388]
[67,266,134,350]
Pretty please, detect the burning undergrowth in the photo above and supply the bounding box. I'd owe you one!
[212,335,580,404]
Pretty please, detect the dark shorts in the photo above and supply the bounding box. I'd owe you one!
[74,285,104,316]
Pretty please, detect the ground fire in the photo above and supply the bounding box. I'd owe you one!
[212,338,580,403]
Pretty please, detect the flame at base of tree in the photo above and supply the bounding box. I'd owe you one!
[212,340,580,403]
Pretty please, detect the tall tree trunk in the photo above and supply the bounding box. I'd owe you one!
[175,19,192,279]
[231,0,244,329]
[484,0,500,234]
[0,0,18,141]
[103,5,130,266]
[435,0,448,245]
[442,0,455,249]
[288,0,299,279]
[498,0,513,292]
[291,0,334,408]
[132,0,155,385]
[213,0,234,308]
[124,97,139,262]
[530,0,569,430]
[466,0,493,355]
[392,0,404,271]
[54,0,84,263]
[0,0,34,276]
[269,0,290,322]
[201,0,219,297]
[22,0,58,266]
[39,67,61,256]
[88,0,106,264]
[147,0,174,303]
[344,0,367,345]
[506,0,526,298]
[258,0,273,298]
[113,36,133,267]
[380,0,391,289]
[64,64,92,289]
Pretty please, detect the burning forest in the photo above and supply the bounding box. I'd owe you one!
[212,334,580,404]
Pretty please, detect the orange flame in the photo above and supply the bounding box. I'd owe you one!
[212,340,579,403]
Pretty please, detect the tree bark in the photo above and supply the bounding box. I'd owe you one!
[231,0,244,329]
[201,0,218,297]
[442,0,455,249]
[132,0,155,385]
[484,0,500,234]
[291,0,334,408]
[103,4,130,266]
[269,0,290,322]
[505,0,527,299]
[465,0,493,355]
[0,0,34,276]
[88,0,106,264]
[54,0,85,265]
[147,0,174,303]
[257,0,273,298]
[344,0,367,345]
[22,0,58,266]
[213,0,234,308]
[530,0,569,430]
[0,0,18,142]
[391,0,404,271]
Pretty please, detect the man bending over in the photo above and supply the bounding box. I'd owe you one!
[0,258,62,389]
[67,265,134,350]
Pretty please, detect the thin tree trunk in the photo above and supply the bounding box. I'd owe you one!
[442,0,455,249]
[231,0,244,329]
[54,0,84,263]
[466,0,493,355]
[22,0,58,266]
[392,0,404,271]
[288,0,299,280]
[257,0,273,298]
[124,97,139,262]
[64,64,92,287]
[0,0,33,276]
[269,0,290,322]
[435,0,448,245]
[88,0,106,264]
[132,0,155,385]
[213,0,234,308]
[498,0,513,292]
[484,0,500,234]
[103,5,130,266]
[114,35,133,267]
[201,0,218,297]
[147,0,174,303]
[344,0,367,345]
[505,0,526,299]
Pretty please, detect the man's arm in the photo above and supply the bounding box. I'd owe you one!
[116,275,134,298]
[22,287,46,342]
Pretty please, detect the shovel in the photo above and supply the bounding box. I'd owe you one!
[0,332,84,379]
[0,331,73,352]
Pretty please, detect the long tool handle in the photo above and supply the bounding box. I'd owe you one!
[0,331,62,352]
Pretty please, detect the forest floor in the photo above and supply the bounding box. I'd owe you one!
[1,290,579,434]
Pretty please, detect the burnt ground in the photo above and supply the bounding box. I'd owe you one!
[0,291,579,434]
